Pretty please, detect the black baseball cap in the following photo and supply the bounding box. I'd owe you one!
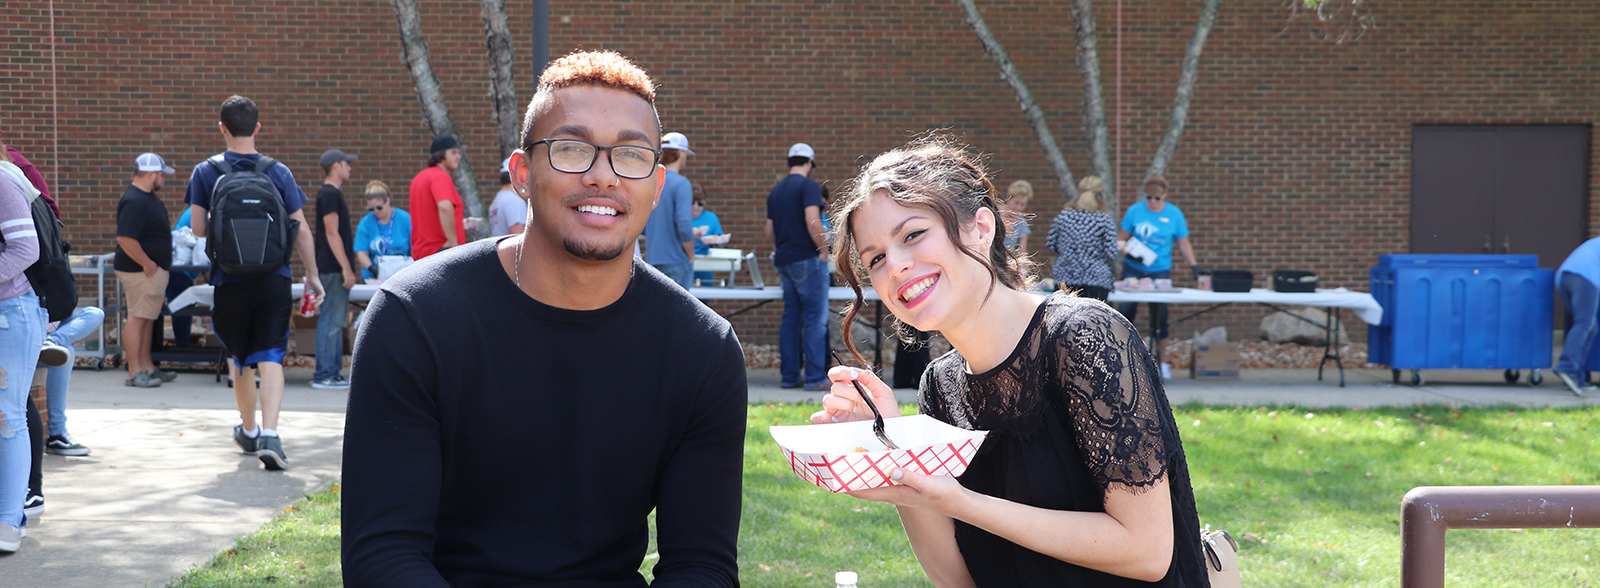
[429,135,462,153]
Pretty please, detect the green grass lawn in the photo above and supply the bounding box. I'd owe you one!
[173,403,1600,588]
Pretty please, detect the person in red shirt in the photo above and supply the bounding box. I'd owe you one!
[409,135,466,259]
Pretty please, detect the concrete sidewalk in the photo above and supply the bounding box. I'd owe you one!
[5,366,347,588]
[6,362,1596,587]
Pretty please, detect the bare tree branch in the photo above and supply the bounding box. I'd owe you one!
[1070,0,1115,212]
[954,0,1079,201]
[480,0,519,161]
[1145,0,1222,182]
[390,0,487,236]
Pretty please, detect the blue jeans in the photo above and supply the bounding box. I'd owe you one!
[1116,266,1171,339]
[1557,273,1598,379]
[1,291,48,528]
[652,261,694,290]
[314,273,351,381]
[37,306,103,437]
[778,257,830,387]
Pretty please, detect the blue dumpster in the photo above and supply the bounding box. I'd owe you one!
[1369,254,1552,386]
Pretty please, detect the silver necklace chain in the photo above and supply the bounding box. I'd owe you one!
[514,236,525,290]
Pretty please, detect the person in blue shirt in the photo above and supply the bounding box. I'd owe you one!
[643,132,696,288]
[1116,175,1200,341]
[352,180,412,280]
[166,207,202,347]
[690,183,723,285]
[765,142,829,390]
[1554,237,1600,396]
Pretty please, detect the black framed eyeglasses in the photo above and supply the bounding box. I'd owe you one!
[528,138,661,180]
[366,205,386,212]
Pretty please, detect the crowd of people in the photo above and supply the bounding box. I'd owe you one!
[4,50,1213,585]
[0,92,545,551]
[335,50,1211,587]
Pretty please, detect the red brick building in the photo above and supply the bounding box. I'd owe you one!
[3,0,1595,346]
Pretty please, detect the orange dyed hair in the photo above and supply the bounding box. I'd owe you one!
[520,51,660,150]
[539,50,655,101]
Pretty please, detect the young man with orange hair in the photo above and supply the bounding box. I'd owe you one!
[342,51,745,588]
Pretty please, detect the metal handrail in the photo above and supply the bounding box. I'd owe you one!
[1401,485,1600,588]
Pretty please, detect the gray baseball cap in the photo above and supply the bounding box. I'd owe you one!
[134,153,175,174]
[320,149,359,168]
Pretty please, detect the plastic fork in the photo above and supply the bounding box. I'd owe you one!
[830,351,900,450]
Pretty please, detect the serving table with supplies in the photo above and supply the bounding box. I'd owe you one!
[1106,287,1383,386]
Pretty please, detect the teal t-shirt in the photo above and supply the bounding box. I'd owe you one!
[1120,200,1189,272]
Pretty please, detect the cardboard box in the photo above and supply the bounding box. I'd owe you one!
[1191,342,1242,379]
[291,312,357,357]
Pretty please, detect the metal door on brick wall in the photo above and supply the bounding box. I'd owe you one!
[1410,124,1592,324]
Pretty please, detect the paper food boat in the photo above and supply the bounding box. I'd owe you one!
[770,415,988,493]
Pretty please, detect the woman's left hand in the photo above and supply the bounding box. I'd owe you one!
[847,468,969,515]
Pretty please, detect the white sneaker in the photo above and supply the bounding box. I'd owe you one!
[0,524,21,552]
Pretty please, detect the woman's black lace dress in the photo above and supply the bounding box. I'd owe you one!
[920,292,1208,587]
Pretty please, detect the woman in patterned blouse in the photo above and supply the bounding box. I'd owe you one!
[1046,175,1120,301]
[812,137,1207,587]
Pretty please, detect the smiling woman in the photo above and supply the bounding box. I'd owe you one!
[814,136,1209,588]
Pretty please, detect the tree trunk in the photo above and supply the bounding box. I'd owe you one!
[1070,0,1115,213]
[389,0,487,237]
[480,0,519,161]
[954,0,1079,201]
[1145,0,1222,182]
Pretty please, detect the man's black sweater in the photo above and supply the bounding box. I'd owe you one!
[342,238,746,587]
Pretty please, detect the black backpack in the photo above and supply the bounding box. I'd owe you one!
[0,187,77,322]
[204,154,298,275]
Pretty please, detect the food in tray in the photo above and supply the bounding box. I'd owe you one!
[770,415,988,493]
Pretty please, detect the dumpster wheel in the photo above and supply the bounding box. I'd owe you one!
[1504,369,1521,383]
[1528,370,1543,386]
[1392,369,1401,384]
[1410,370,1425,386]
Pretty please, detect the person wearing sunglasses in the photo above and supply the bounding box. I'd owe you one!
[352,180,411,281]
[1116,175,1201,342]
[343,51,745,588]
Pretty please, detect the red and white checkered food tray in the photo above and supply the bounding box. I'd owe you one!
[769,415,988,493]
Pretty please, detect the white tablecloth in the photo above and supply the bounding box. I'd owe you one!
[168,283,381,313]
[1105,287,1383,325]
[690,286,880,302]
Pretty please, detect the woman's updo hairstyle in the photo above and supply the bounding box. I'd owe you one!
[829,135,1036,364]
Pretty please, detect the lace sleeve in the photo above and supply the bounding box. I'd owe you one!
[1051,303,1172,492]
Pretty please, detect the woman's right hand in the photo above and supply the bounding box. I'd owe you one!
[809,366,903,424]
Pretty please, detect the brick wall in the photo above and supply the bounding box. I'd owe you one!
[3,0,1596,346]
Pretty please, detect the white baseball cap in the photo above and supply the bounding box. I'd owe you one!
[501,156,512,174]
[135,152,175,174]
[787,142,815,160]
[661,132,695,155]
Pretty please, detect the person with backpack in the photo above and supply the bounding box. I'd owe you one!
[115,153,177,388]
[0,143,46,552]
[184,95,325,471]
